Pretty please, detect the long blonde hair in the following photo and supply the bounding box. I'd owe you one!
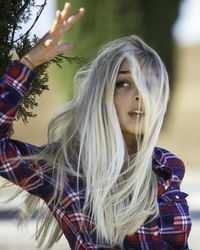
[14,35,169,248]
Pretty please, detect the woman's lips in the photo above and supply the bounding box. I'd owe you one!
[128,111,144,120]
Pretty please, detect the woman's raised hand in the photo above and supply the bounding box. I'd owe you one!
[20,2,85,70]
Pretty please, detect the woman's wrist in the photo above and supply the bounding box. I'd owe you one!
[20,55,35,70]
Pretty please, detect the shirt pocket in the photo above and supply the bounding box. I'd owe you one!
[158,190,192,233]
[159,190,188,204]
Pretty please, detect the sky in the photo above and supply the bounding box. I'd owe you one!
[173,0,200,45]
[23,0,56,38]
[21,0,200,46]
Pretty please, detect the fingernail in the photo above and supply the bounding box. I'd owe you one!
[65,2,70,8]
[78,8,85,14]
[74,8,84,15]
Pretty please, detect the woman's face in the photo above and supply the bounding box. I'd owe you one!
[114,60,145,139]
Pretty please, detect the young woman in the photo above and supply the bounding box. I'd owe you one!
[0,2,191,249]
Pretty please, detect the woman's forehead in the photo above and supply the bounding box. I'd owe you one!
[118,59,130,74]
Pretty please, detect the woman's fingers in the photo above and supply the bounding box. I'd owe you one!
[22,3,85,67]
[61,2,71,22]
[49,4,84,43]
[50,2,71,35]
[64,8,85,32]
[44,4,84,52]
[50,10,62,35]
[57,42,73,54]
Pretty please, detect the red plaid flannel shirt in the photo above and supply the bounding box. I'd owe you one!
[0,61,192,249]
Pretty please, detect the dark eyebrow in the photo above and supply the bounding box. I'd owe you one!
[118,70,130,75]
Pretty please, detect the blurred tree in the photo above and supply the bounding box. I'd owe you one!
[57,0,182,101]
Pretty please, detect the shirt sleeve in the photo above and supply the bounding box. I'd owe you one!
[158,148,192,249]
[0,61,54,201]
[0,60,34,138]
[170,156,186,191]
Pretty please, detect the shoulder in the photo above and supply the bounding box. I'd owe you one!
[154,147,185,182]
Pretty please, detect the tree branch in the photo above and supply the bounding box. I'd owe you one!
[14,0,47,43]
[10,0,31,46]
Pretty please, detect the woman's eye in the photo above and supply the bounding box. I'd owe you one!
[116,81,130,88]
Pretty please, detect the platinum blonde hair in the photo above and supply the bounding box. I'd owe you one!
[14,35,169,248]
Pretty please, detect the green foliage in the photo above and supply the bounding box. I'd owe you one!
[14,35,50,123]
[0,0,80,134]
[0,0,37,76]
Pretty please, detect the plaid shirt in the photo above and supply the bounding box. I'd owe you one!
[0,61,192,250]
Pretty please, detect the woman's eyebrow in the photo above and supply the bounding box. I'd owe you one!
[118,70,130,75]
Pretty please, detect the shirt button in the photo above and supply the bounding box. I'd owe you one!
[175,195,180,199]
[153,232,158,236]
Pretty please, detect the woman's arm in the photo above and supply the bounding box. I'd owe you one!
[0,3,84,198]
[0,61,34,139]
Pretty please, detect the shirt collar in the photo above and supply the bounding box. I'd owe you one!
[152,147,172,183]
